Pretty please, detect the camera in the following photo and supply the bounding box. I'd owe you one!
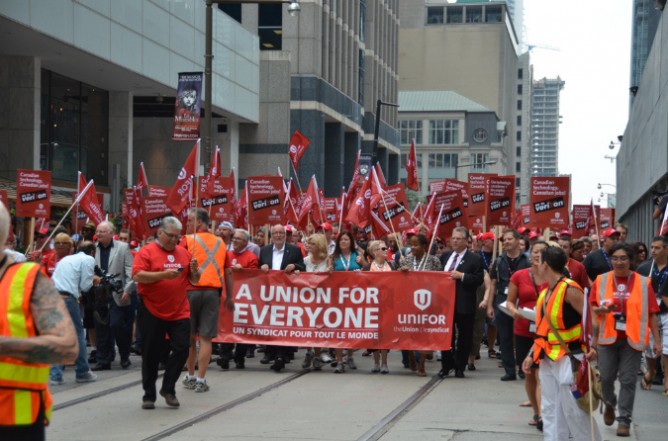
[94,265,124,294]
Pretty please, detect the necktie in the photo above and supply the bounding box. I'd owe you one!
[447,253,459,271]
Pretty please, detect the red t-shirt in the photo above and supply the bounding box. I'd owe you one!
[510,268,548,337]
[225,249,259,269]
[589,273,659,340]
[132,241,192,321]
[567,258,590,290]
[41,252,65,278]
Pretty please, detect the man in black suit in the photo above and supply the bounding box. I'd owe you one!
[439,227,484,378]
[259,224,305,372]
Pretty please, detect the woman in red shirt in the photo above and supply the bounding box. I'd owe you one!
[507,240,549,430]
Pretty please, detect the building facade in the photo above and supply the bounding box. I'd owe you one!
[630,0,662,100]
[530,77,565,177]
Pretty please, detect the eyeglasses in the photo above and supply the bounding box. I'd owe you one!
[610,256,630,263]
[379,247,388,251]
[118,237,129,242]
[160,230,181,241]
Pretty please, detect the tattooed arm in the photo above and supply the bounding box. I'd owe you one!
[0,273,78,364]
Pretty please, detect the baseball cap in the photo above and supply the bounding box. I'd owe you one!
[559,229,572,238]
[321,222,332,231]
[480,232,495,242]
[406,228,418,235]
[285,225,294,233]
[220,221,234,230]
[601,228,621,239]
[517,227,528,234]
[529,231,540,240]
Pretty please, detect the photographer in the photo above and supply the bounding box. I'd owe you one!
[49,240,99,384]
[91,221,135,371]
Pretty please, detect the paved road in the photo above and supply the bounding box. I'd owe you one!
[47,348,664,440]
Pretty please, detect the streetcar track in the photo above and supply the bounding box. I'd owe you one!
[356,374,443,441]
[140,370,309,441]
[53,375,162,411]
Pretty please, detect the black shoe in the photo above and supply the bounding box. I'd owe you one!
[234,359,245,369]
[500,373,517,381]
[455,370,465,378]
[88,349,97,364]
[130,346,142,356]
[260,356,272,365]
[438,369,451,379]
[518,370,526,379]
[467,363,476,371]
[158,362,167,371]
[217,358,230,370]
[271,358,285,372]
[246,347,255,358]
[91,363,111,371]
[121,359,131,369]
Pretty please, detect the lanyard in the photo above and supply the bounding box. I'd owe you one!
[481,251,490,270]
[413,254,428,271]
[601,249,613,270]
[652,264,668,289]
[339,254,351,271]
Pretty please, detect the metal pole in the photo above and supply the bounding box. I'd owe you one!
[372,99,382,164]
[204,0,214,162]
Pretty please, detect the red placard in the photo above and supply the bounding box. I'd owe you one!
[247,176,285,226]
[216,269,455,351]
[376,184,412,232]
[487,176,515,226]
[432,191,467,240]
[468,173,495,218]
[200,176,236,223]
[572,204,595,239]
[148,185,170,198]
[15,169,51,218]
[530,177,570,230]
[142,196,171,235]
[520,204,532,228]
[443,179,470,211]
[429,179,447,194]
[599,208,615,230]
[323,198,338,223]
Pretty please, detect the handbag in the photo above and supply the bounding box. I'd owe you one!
[542,291,602,414]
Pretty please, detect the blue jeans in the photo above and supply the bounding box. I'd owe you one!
[50,295,90,380]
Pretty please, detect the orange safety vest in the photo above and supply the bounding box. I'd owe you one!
[0,263,53,426]
[595,272,650,351]
[185,232,227,289]
[533,278,583,362]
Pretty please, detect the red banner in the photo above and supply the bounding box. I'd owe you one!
[201,176,236,223]
[432,191,467,239]
[572,204,594,239]
[530,177,570,231]
[376,184,412,232]
[468,173,495,218]
[487,176,515,226]
[429,180,447,194]
[599,208,615,230]
[323,198,338,223]
[215,270,456,350]
[16,169,51,218]
[247,176,285,226]
[142,196,171,235]
[148,185,170,198]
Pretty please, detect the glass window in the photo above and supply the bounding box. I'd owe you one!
[517,100,522,110]
[518,68,523,80]
[258,4,282,50]
[428,153,457,169]
[517,84,523,95]
[470,153,489,171]
[515,162,521,172]
[466,6,482,23]
[218,4,241,23]
[446,6,463,23]
[516,177,521,187]
[427,7,444,24]
[429,119,459,145]
[517,115,522,126]
[485,6,502,23]
[400,120,423,145]
[516,146,521,156]
[516,131,522,141]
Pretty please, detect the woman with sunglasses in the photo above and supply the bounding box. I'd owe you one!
[301,234,331,371]
[632,242,648,268]
[364,240,394,373]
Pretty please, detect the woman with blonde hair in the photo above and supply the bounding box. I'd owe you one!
[364,240,394,373]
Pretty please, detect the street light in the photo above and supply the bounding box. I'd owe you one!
[371,99,399,165]
[454,160,497,181]
[203,0,300,161]
[597,183,616,190]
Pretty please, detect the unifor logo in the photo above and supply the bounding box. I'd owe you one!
[289,145,297,154]
[168,255,175,263]
[177,167,187,180]
[359,164,369,175]
[414,289,431,311]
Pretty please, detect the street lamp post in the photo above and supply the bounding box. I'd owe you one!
[203,0,300,161]
[454,160,497,181]
[371,99,399,165]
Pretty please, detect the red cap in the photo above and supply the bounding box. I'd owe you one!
[517,227,528,234]
[601,228,621,239]
[480,232,495,242]
[285,225,293,233]
[559,229,572,237]
[321,222,332,231]
[529,231,540,239]
[130,240,139,248]
[406,228,418,235]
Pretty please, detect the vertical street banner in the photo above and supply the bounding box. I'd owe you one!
[432,190,467,240]
[376,184,412,232]
[571,204,595,239]
[529,176,570,230]
[202,176,236,223]
[468,173,495,218]
[142,196,172,235]
[486,176,515,226]
[15,169,51,218]
[599,208,615,230]
[247,176,285,226]
[215,270,456,351]
[173,72,203,141]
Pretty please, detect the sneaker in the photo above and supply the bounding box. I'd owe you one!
[371,364,381,373]
[49,378,65,386]
[182,375,197,390]
[320,352,333,363]
[76,371,98,383]
[346,357,357,370]
[334,363,344,374]
[142,400,155,410]
[313,358,323,371]
[194,381,209,393]
[159,390,180,408]
[380,364,389,374]
[302,351,314,369]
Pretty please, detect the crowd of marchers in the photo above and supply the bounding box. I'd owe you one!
[2,203,667,440]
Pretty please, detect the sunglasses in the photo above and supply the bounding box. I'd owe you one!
[377,247,387,251]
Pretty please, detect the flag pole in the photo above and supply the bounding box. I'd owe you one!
[427,204,445,257]
[338,192,346,231]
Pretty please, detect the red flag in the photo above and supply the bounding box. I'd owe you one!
[288,130,310,172]
[137,162,149,192]
[345,176,372,228]
[204,146,221,196]
[422,192,437,230]
[406,139,419,191]
[283,179,301,226]
[77,172,105,225]
[234,183,248,229]
[166,141,200,214]
[412,202,423,224]
[347,150,362,198]
[297,176,323,229]
[374,163,387,189]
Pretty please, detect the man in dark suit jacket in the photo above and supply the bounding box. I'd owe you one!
[259,224,305,372]
[439,227,484,378]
